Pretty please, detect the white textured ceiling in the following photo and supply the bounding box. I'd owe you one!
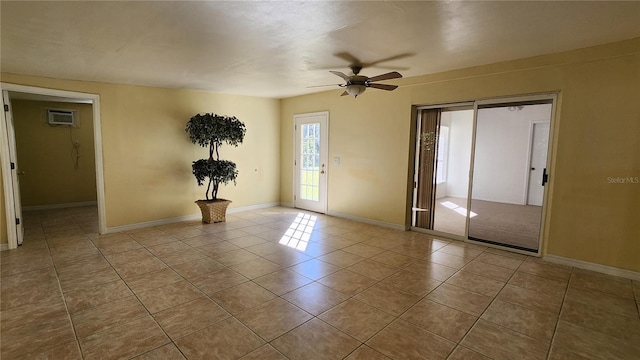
[1,1,639,99]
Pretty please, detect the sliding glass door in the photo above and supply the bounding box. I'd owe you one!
[412,95,555,255]
[468,99,553,252]
[412,105,473,237]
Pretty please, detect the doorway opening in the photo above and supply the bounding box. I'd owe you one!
[1,84,105,250]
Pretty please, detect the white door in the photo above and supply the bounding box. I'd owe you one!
[294,112,328,213]
[1,90,24,247]
[527,122,550,206]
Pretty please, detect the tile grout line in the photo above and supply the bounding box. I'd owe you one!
[44,214,89,359]
[14,207,638,359]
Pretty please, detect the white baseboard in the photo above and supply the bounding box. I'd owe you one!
[107,214,202,233]
[227,202,281,214]
[23,201,97,211]
[280,203,406,231]
[106,202,281,234]
[327,211,407,231]
[544,254,640,281]
[0,243,9,251]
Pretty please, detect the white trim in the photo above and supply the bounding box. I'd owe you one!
[107,214,201,233]
[1,91,19,249]
[416,102,475,110]
[545,254,640,281]
[0,83,107,240]
[0,243,9,251]
[227,202,281,214]
[106,202,281,233]
[282,202,408,231]
[23,201,98,211]
[92,96,107,235]
[327,211,407,231]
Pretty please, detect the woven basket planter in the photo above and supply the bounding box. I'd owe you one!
[195,199,232,224]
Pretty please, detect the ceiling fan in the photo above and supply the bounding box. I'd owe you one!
[310,52,408,98]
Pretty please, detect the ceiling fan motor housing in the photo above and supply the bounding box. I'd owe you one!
[347,75,369,86]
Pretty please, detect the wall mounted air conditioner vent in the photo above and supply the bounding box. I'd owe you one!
[47,109,77,126]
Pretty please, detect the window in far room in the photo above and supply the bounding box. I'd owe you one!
[436,126,449,184]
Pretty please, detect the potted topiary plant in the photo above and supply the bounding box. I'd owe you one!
[186,113,246,223]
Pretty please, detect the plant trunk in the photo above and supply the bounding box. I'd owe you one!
[212,181,219,200]
[206,178,212,200]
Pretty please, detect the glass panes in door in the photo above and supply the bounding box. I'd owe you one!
[300,122,320,201]
[294,112,328,213]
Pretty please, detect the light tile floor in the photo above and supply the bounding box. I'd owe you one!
[1,206,639,359]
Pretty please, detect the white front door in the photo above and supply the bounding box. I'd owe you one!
[294,112,328,213]
[1,90,24,247]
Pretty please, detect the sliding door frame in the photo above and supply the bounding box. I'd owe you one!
[409,102,474,241]
[410,93,558,257]
[466,93,557,256]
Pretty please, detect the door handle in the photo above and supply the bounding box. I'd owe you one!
[542,168,548,186]
[320,164,325,174]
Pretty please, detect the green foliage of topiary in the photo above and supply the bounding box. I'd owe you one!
[186,113,246,200]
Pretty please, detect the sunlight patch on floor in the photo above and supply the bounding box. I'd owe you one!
[279,213,317,251]
[440,201,477,218]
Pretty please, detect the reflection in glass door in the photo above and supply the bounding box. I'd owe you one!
[468,101,553,252]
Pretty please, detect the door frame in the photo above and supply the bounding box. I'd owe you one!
[1,90,23,248]
[293,111,329,214]
[409,102,474,241]
[409,93,558,257]
[0,83,106,249]
[466,93,558,256]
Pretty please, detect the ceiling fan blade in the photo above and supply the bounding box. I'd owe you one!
[340,91,349,96]
[307,83,343,88]
[368,83,398,91]
[334,52,362,66]
[329,71,350,80]
[368,71,403,82]
[362,53,414,68]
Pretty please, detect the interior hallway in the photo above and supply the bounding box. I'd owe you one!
[1,206,639,359]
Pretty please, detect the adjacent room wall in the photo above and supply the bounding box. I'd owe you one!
[12,100,97,207]
[0,76,281,229]
[281,39,640,272]
[472,104,551,205]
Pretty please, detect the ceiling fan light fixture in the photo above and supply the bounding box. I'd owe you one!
[346,84,366,98]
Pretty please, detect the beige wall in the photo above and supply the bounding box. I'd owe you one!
[281,39,640,272]
[2,39,638,272]
[13,100,96,207]
[0,76,281,229]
